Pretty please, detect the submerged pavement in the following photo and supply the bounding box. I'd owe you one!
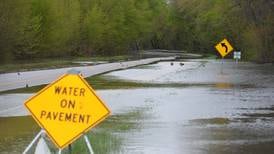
[0,59,274,153]
[102,60,274,153]
[0,57,175,92]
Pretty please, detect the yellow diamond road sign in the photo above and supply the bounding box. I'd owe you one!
[25,74,110,149]
[215,38,234,58]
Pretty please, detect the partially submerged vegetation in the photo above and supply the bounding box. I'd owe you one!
[0,85,46,94]
[86,75,160,90]
[0,73,222,94]
[44,109,145,153]
[0,55,131,73]
[71,109,145,153]
[0,108,145,154]
[190,118,231,125]
[0,75,153,94]
[0,75,155,94]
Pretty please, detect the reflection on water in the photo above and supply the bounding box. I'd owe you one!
[100,86,274,154]
[101,60,274,153]
[0,94,31,117]
[0,60,274,153]
[214,82,233,89]
[105,60,274,88]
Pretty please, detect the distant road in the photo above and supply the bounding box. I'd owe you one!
[0,57,175,92]
[142,50,202,58]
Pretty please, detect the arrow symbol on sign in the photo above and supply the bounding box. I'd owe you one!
[221,43,228,53]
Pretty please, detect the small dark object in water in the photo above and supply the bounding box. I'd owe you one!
[180,63,184,66]
[170,62,174,66]
[17,72,20,75]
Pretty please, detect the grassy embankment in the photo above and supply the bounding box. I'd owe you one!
[0,55,131,74]
[0,74,209,95]
[0,75,156,94]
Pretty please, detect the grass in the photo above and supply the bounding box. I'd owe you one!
[87,75,213,89]
[0,55,132,74]
[0,75,144,94]
[0,75,153,94]
[203,53,217,59]
[86,75,160,90]
[0,85,46,94]
[62,109,145,154]
[0,98,145,154]
[190,117,231,125]
[0,74,226,95]
[0,74,211,95]
[0,74,149,153]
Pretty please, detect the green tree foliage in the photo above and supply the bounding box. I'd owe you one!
[0,0,273,62]
[0,0,171,60]
[237,0,274,62]
[170,0,273,62]
[0,0,31,62]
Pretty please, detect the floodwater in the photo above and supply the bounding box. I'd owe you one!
[106,60,274,87]
[0,59,274,153]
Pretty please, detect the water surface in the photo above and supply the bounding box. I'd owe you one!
[0,60,274,153]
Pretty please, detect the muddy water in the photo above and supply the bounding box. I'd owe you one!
[106,60,274,88]
[101,86,274,154]
[0,60,274,153]
[0,116,39,153]
[104,60,274,153]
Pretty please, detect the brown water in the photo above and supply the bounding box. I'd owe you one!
[0,59,274,153]
[0,116,39,154]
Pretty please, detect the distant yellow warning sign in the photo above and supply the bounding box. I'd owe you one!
[215,38,234,58]
[25,74,110,149]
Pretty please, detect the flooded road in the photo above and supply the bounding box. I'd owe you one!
[0,59,274,153]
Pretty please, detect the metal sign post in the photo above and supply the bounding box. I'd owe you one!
[23,130,95,154]
[84,135,95,154]
[57,135,94,154]
[215,38,235,74]
[23,130,45,154]
[24,73,110,148]
[23,69,110,153]
[56,135,94,154]
[220,58,224,74]
[233,51,241,64]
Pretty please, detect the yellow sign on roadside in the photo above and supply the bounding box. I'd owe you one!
[25,74,110,149]
[215,38,234,58]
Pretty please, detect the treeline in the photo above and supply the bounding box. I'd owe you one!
[0,0,273,63]
[0,0,172,62]
[170,0,274,62]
